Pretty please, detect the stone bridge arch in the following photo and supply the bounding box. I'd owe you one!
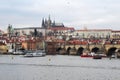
[89,44,103,52]
[56,47,62,52]
[65,45,74,50]
[91,47,99,53]
[66,47,71,55]
[76,47,84,55]
[105,44,120,53]
[107,47,117,56]
[56,46,66,55]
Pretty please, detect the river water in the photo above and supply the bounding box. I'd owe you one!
[0,55,120,80]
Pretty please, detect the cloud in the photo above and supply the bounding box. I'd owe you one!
[0,0,120,31]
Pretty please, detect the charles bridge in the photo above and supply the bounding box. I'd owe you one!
[55,42,120,55]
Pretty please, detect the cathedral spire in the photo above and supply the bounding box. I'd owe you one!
[42,18,45,28]
[44,18,48,29]
[48,14,52,28]
[48,14,51,21]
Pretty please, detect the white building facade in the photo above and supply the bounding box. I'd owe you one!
[73,29,112,39]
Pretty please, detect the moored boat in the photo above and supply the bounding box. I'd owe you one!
[93,55,102,59]
[80,54,93,58]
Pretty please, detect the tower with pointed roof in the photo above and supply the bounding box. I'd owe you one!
[41,18,45,28]
[47,15,52,28]
[41,15,64,29]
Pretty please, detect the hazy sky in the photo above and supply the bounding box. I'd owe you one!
[0,0,120,31]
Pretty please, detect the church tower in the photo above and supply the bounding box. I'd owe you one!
[47,15,52,28]
[41,18,45,28]
[44,18,48,28]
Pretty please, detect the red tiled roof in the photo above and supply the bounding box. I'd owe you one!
[68,40,88,45]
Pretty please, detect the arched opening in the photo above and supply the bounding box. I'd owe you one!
[69,47,77,55]
[91,47,99,53]
[56,47,62,54]
[107,47,117,56]
[67,47,71,55]
[77,47,84,55]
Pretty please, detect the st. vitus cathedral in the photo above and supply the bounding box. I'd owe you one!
[41,15,64,29]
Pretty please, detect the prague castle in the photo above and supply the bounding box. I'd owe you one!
[0,16,120,57]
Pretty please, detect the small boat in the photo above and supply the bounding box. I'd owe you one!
[32,50,46,57]
[95,51,107,58]
[81,54,93,58]
[24,50,46,57]
[81,50,92,58]
[93,55,102,59]
[13,50,24,55]
[24,51,34,57]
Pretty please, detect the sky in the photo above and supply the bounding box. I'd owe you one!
[0,0,120,31]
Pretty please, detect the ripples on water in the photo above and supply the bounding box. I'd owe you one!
[0,62,120,70]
